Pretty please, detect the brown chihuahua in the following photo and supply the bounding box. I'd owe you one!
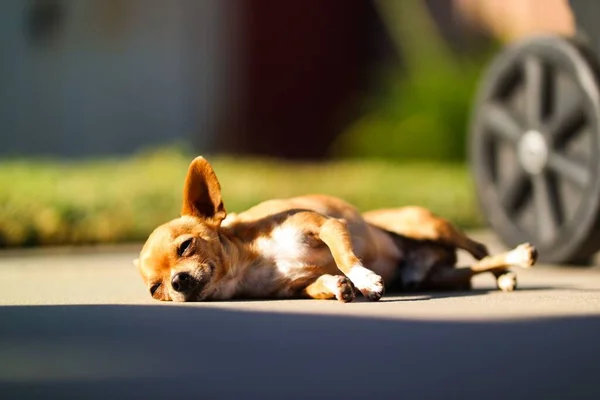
[135,156,537,302]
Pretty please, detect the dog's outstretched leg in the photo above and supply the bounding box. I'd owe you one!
[319,218,385,301]
[423,243,538,291]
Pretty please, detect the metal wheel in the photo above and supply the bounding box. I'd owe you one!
[469,35,600,265]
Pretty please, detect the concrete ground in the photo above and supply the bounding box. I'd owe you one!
[1,231,600,399]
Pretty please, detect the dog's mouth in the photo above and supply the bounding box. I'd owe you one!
[170,265,214,302]
[178,287,208,302]
[170,281,209,302]
[186,282,213,302]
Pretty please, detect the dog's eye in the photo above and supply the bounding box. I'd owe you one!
[178,238,194,257]
[150,282,161,296]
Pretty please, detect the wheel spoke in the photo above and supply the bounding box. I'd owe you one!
[546,95,586,148]
[532,173,560,243]
[524,56,548,128]
[499,167,529,212]
[483,102,523,144]
[547,152,590,188]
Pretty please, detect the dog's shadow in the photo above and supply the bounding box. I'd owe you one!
[217,286,560,304]
[221,285,575,304]
[377,285,564,303]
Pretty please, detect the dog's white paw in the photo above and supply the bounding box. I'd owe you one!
[333,276,355,303]
[347,266,385,301]
[497,272,517,292]
[506,243,538,268]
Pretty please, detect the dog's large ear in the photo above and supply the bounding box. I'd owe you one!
[181,156,226,225]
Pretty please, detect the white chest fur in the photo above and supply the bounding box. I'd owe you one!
[255,225,310,279]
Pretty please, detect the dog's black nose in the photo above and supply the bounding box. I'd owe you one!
[171,272,196,293]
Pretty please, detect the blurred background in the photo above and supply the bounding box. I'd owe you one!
[0,0,574,248]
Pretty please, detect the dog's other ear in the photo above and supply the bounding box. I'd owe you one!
[181,156,226,225]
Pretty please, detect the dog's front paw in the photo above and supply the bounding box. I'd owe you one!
[334,276,355,303]
[347,266,385,301]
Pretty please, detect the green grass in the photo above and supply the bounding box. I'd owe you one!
[0,148,485,247]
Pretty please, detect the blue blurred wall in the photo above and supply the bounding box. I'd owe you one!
[0,0,229,157]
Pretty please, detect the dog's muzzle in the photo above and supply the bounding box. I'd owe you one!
[171,272,202,294]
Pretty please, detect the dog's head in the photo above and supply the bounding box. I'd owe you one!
[135,156,228,302]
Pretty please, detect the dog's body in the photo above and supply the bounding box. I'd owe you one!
[136,157,537,302]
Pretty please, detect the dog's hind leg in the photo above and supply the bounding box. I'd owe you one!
[492,270,516,292]
[422,243,538,291]
[363,207,489,260]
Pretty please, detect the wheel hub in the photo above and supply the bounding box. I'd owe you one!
[518,130,548,174]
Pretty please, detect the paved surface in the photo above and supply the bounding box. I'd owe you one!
[1,232,600,399]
